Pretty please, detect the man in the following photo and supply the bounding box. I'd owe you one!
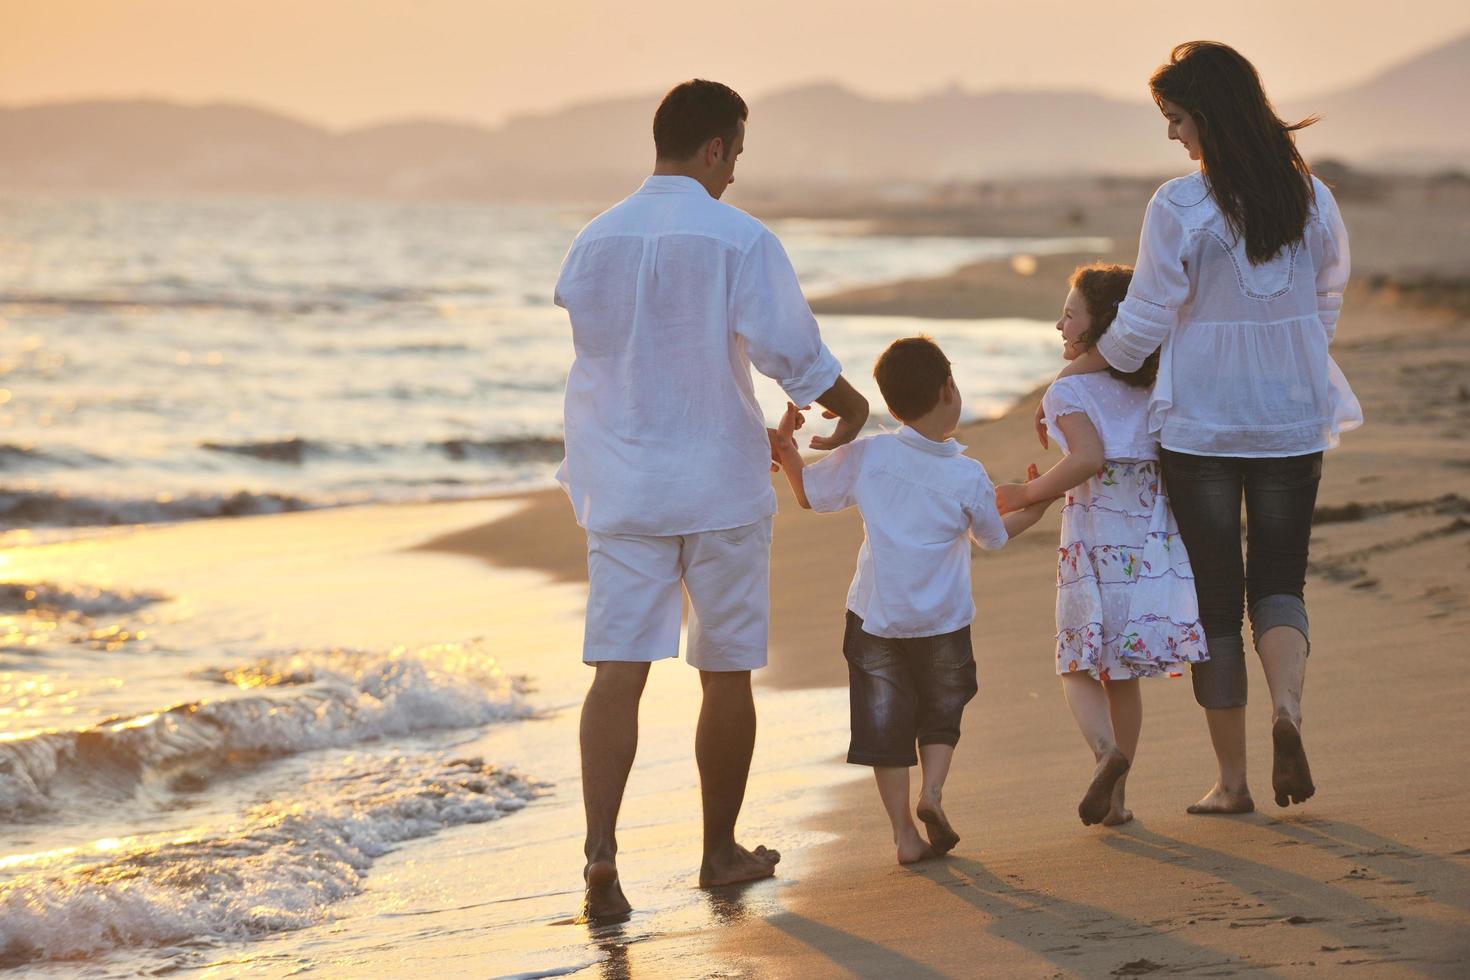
[554,78,869,922]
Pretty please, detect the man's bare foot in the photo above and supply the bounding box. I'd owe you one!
[1101,805,1134,826]
[1272,716,1316,807]
[1079,749,1131,825]
[578,861,632,924]
[699,842,780,888]
[1186,784,1255,815]
[916,799,960,854]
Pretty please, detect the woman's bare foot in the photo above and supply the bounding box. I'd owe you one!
[916,797,960,854]
[1272,716,1316,807]
[699,842,780,888]
[1186,783,1255,815]
[578,861,632,924]
[1079,749,1131,825]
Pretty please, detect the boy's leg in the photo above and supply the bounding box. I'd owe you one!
[1060,672,1130,826]
[696,669,780,886]
[1101,677,1142,825]
[874,766,933,864]
[911,625,975,854]
[581,661,650,921]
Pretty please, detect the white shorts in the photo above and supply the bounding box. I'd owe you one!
[583,518,773,671]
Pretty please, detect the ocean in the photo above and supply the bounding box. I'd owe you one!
[0,192,1102,974]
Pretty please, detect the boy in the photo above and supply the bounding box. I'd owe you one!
[773,337,1052,864]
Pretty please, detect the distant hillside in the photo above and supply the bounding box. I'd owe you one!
[1,32,1464,199]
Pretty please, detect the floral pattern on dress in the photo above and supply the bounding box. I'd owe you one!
[1054,459,1208,680]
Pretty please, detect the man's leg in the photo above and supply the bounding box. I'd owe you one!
[696,669,780,887]
[580,660,651,922]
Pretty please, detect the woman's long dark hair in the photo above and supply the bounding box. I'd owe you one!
[1151,42,1316,265]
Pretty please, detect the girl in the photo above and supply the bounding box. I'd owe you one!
[999,264,1207,826]
[1043,42,1359,815]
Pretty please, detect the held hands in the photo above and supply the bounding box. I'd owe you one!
[995,463,1052,515]
[768,402,806,471]
[810,408,861,451]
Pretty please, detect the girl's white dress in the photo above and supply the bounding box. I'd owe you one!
[1043,373,1209,679]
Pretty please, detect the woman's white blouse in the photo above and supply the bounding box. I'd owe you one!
[1097,172,1362,457]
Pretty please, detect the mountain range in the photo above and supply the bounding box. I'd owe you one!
[1,32,1465,200]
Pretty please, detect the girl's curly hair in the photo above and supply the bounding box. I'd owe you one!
[1069,263,1159,389]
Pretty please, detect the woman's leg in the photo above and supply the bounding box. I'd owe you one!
[1061,672,1131,825]
[1102,678,1142,824]
[1244,453,1322,806]
[1160,449,1253,814]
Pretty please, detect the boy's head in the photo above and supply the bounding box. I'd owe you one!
[873,336,960,430]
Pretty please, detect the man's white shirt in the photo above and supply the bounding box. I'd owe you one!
[555,175,841,536]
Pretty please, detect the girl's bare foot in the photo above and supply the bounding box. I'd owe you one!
[1079,749,1131,825]
[1101,805,1134,826]
[1271,716,1316,807]
[916,797,960,854]
[698,842,780,888]
[1186,783,1255,815]
[579,861,632,924]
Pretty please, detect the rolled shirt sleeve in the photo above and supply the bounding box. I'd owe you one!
[1099,189,1190,374]
[1311,180,1350,344]
[802,437,869,513]
[732,230,842,406]
[966,471,1009,550]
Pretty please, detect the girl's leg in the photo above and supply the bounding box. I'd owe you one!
[873,767,932,864]
[1101,678,1141,825]
[1061,672,1131,825]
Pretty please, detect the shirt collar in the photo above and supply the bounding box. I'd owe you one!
[637,175,710,196]
[895,425,965,456]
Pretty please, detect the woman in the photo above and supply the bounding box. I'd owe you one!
[1045,41,1361,814]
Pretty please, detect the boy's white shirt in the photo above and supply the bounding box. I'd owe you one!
[803,426,1009,639]
[554,175,841,536]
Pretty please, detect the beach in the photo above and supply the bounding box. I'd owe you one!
[2,191,1469,977]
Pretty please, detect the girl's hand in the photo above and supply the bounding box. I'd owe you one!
[995,481,1033,514]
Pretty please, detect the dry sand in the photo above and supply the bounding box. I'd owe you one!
[427,240,1470,975]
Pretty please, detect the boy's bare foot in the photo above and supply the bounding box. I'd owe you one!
[1101,805,1134,826]
[578,861,632,924]
[1079,749,1130,825]
[698,842,780,888]
[1272,716,1316,807]
[1186,783,1255,815]
[896,829,938,865]
[916,799,960,854]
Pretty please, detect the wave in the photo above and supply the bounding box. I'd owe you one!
[0,644,529,820]
[0,753,544,966]
[0,283,434,317]
[197,434,564,465]
[0,443,110,469]
[0,582,167,618]
[0,487,321,527]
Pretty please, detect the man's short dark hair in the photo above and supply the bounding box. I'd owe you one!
[653,80,748,160]
[874,337,952,422]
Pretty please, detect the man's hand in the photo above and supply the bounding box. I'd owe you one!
[810,375,869,451]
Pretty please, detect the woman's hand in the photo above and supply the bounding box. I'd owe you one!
[1033,401,1048,449]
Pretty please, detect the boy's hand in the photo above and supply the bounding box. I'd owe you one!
[770,402,806,469]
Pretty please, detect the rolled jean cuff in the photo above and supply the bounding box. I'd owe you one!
[1191,632,1248,710]
[847,749,918,768]
[917,732,961,749]
[1250,594,1310,652]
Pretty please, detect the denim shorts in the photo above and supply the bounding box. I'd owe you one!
[842,611,978,768]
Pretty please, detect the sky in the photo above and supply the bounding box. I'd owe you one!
[3,0,1469,130]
